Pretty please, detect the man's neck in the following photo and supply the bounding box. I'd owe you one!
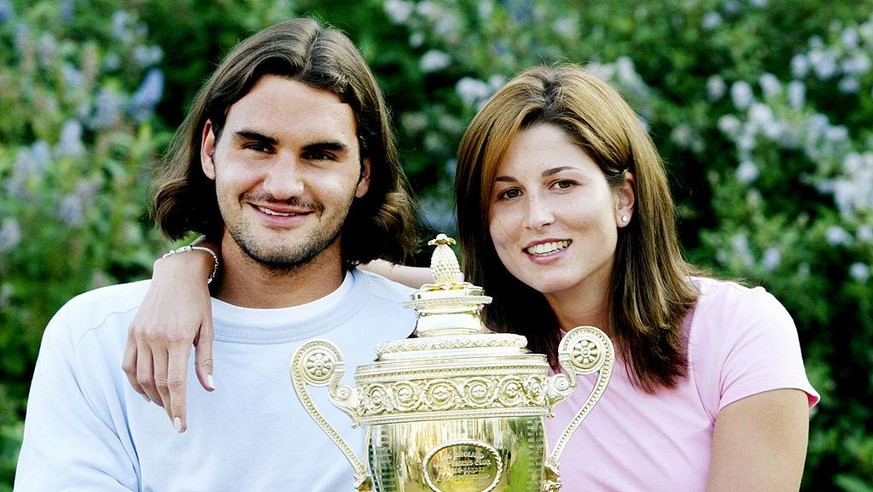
[214,240,346,309]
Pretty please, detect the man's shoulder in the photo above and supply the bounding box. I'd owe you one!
[51,280,151,337]
[64,280,151,311]
[352,268,415,303]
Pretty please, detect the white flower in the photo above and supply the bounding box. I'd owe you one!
[730,233,755,268]
[477,2,493,20]
[857,225,873,242]
[701,12,722,30]
[825,225,852,246]
[849,263,870,282]
[736,160,760,183]
[384,0,414,24]
[749,102,774,126]
[409,32,425,48]
[717,114,742,137]
[791,54,810,78]
[456,77,491,106]
[825,125,849,143]
[419,49,451,73]
[787,80,806,108]
[762,247,781,271]
[841,27,860,49]
[671,125,693,147]
[758,73,781,100]
[809,48,838,79]
[842,52,871,75]
[400,112,427,133]
[731,80,754,109]
[553,16,577,38]
[838,76,860,94]
[707,75,726,101]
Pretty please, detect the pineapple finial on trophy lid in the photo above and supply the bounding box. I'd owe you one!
[428,234,463,285]
[403,233,492,337]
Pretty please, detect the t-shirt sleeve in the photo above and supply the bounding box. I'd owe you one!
[14,301,139,491]
[691,282,820,418]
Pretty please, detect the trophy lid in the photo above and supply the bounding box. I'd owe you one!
[376,234,529,360]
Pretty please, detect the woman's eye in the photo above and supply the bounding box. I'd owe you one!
[497,188,522,200]
[553,180,576,190]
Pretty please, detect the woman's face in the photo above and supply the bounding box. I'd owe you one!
[487,124,633,302]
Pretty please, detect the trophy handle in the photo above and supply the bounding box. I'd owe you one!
[544,326,614,485]
[290,340,371,491]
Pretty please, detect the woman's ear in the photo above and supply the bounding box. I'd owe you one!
[616,171,635,227]
[201,120,217,180]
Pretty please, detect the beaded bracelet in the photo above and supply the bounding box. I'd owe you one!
[161,243,220,285]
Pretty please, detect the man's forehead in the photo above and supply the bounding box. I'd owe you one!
[223,76,358,143]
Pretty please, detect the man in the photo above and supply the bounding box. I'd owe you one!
[15,18,419,490]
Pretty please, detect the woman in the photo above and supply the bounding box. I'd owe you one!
[126,64,818,490]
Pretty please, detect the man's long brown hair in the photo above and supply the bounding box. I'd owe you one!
[151,18,419,266]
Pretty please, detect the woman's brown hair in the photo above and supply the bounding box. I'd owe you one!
[455,64,698,391]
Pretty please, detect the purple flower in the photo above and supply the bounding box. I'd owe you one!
[129,68,165,122]
[0,218,22,254]
[55,120,85,158]
[90,88,125,129]
[0,0,14,24]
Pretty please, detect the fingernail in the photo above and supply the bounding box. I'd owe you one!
[142,394,151,403]
[207,374,215,390]
[174,417,183,433]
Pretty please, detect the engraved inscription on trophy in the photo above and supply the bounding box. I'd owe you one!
[423,440,502,492]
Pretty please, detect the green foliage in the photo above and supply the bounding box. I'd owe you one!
[1,0,871,489]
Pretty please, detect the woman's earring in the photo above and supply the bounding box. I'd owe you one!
[620,215,629,223]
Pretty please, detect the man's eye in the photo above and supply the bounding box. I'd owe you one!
[243,143,271,153]
[303,151,335,161]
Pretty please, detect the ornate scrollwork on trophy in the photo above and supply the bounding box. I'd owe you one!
[290,235,615,491]
[290,340,371,491]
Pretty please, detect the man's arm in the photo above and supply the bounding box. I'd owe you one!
[16,303,139,490]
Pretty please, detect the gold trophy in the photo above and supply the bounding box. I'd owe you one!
[291,235,614,491]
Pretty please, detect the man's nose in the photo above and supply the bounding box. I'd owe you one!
[262,157,305,199]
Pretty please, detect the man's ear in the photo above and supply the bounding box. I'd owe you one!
[616,170,635,228]
[355,157,370,198]
[201,120,217,180]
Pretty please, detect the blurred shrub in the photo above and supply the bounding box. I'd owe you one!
[1,0,871,489]
[0,1,169,486]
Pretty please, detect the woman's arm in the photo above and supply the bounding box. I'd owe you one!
[122,248,426,432]
[122,242,216,433]
[706,388,810,491]
[360,259,433,288]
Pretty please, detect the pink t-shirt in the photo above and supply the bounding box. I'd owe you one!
[546,277,819,491]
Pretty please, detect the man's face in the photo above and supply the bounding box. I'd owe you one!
[200,75,370,272]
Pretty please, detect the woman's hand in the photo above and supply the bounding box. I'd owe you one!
[122,248,216,433]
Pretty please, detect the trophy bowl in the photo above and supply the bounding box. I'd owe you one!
[291,235,614,491]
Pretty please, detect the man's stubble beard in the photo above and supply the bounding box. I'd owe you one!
[227,195,356,277]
